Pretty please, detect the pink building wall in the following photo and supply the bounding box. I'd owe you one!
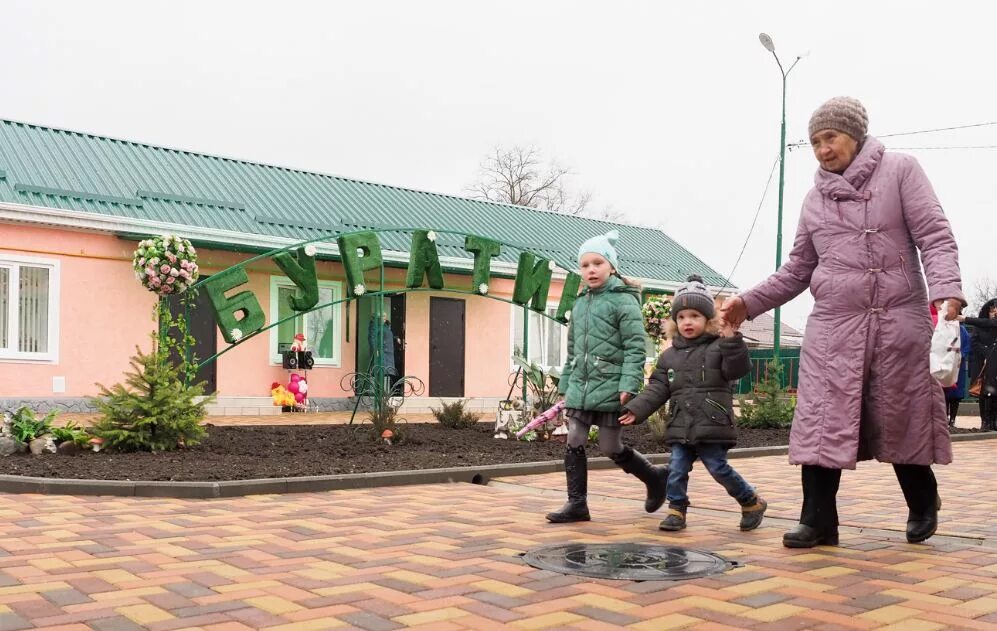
[1,223,569,401]
[1,224,157,397]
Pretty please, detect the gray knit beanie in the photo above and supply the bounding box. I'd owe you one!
[808,96,868,141]
[671,274,715,321]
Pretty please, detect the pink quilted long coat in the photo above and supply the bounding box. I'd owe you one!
[741,136,964,469]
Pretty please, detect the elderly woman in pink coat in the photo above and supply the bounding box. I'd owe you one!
[721,97,963,548]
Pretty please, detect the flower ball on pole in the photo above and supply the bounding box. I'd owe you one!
[642,294,672,352]
[132,234,202,384]
[133,235,200,296]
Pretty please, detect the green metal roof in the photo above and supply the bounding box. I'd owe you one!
[0,118,730,287]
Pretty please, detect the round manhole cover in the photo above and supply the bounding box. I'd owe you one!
[522,543,738,581]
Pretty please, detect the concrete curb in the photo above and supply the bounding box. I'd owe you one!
[1,432,993,498]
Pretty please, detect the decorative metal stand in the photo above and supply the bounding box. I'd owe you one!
[340,369,425,425]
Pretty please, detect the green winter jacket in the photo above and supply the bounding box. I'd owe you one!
[624,332,751,448]
[557,275,648,412]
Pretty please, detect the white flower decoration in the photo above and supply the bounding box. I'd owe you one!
[564,310,572,321]
[547,260,557,271]
[231,328,243,342]
[304,244,317,257]
[354,284,366,296]
[426,230,437,242]
[478,283,489,295]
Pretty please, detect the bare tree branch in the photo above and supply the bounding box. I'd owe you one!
[465,145,595,216]
[591,203,625,222]
[967,275,997,316]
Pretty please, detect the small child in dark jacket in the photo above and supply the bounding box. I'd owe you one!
[620,275,767,532]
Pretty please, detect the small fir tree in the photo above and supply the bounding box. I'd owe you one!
[90,298,211,451]
[737,360,796,429]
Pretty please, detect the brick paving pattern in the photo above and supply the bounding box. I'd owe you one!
[0,441,994,629]
[507,439,997,541]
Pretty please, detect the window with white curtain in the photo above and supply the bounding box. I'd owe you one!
[0,256,59,362]
[268,276,343,366]
[511,304,569,370]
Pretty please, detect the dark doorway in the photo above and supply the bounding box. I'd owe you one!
[390,294,406,377]
[166,278,218,394]
[429,297,465,397]
[355,294,406,379]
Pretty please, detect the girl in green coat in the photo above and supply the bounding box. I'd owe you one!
[546,230,668,523]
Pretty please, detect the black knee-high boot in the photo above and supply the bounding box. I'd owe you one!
[546,446,591,523]
[894,464,939,543]
[783,465,841,548]
[609,446,669,513]
[980,396,995,431]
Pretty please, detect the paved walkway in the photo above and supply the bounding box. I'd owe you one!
[0,442,995,630]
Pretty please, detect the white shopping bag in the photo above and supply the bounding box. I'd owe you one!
[930,301,961,387]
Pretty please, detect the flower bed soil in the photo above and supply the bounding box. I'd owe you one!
[0,422,983,482]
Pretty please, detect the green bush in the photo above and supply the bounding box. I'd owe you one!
[9,406,58,443]
[367,406,405,443]
[512,354,560,415]
[737,360,796,429]
[50,420,91,447]
[646,407,670,445]
[587,424,600,443]
[431,399,480,430]
[90,345,210,452]
[507,412,537,442]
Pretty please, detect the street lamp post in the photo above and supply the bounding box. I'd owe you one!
[758,33,802,380]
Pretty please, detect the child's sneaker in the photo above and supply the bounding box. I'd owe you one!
[658,507,687,531]
[739,495,767,531]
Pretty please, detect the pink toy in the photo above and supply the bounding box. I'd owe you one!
[288,380,300,394]
[298,380,308,394]
[516,400,566,438]
[295,392,305,403]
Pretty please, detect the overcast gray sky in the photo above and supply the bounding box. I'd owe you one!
[3,0,994,329]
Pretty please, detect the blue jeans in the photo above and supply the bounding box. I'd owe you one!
[667,443,755,509]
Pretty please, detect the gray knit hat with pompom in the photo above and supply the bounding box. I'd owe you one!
[671,274,715,321]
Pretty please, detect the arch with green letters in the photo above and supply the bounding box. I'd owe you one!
[186,227,583,411]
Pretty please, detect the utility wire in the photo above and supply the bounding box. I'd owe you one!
[713,155,780,299]
[789,120,997,149]
[879,121,997,138]
[886,145,997,150]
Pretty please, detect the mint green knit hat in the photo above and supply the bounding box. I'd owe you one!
[577,230,620,270]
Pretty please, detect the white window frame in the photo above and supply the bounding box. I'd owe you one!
[0,254,60,363]
[268,276,343,367]
[509,302,569,372]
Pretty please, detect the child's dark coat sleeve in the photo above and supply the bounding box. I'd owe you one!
[719,332,752,381]
[623,351,670,422]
